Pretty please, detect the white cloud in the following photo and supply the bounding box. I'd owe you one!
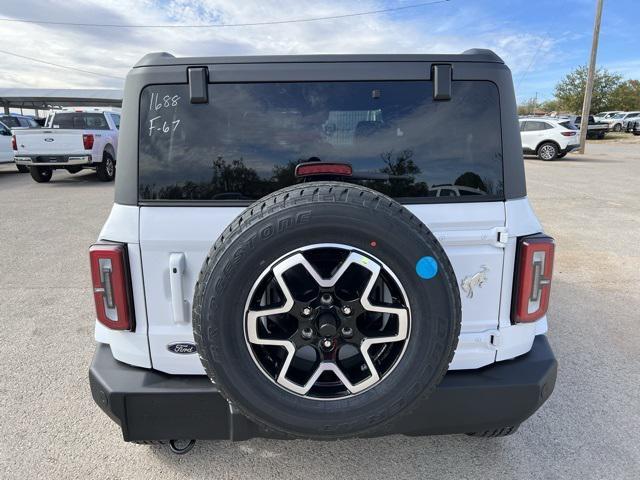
[601,59,640,80]
[0,0,565,96]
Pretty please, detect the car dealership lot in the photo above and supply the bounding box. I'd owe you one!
[1,142,639,479]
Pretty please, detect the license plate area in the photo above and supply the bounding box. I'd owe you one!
[37,156,65,163]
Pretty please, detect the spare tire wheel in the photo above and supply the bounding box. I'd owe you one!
[193,182,461,439]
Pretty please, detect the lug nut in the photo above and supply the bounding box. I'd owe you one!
[341,327,353,338]
[301,327,313,339]
[322,339,333,349]
[342,306,352,315]
[302,307,312,316]
[320,293,333,305]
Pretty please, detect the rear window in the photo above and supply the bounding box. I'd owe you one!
[0,116,20,128]
[49,112,109,130]
[559,121,577,130]
[522,121,552,131]
[139,81,504,203]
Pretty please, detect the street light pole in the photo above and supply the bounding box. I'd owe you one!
[578,0,604,154]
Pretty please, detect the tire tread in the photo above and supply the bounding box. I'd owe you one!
[192,182,461,439]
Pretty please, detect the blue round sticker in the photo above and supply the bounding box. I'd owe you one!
[416,256,438,279]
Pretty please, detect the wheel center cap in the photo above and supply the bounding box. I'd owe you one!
[317,311,338,337]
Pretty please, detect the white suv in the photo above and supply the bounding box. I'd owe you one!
[605,112,640,132]
[594,111,621,122]
[519,117,579,161]
[88,50,557,452]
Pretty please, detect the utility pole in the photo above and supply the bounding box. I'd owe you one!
[577,0,604,154]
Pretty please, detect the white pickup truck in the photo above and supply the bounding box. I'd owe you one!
[13,108,120,183]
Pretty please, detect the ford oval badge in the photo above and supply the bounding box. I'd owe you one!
[167,342,197,354]
[44,137,55,142]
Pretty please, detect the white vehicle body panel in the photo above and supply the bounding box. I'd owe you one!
[95,198,547,375]
[495,197,547,360]
[0,125,12,163]
[95,205,151,367]
[13,111,119,166]
[95,197,546,375]
[139,202,510,374]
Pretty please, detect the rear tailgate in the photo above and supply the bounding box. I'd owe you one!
[14,129,86,155]
[140,203,506,375]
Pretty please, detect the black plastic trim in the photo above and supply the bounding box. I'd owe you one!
[89,335,557,441]
[188,67,209,104]
[432,64,452,100]
[134,52,504,68]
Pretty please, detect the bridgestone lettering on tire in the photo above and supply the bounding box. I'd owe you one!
[192,182,462,439]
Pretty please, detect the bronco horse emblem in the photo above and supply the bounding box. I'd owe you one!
[461,266,489,298]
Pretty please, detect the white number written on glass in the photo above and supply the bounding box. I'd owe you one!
[148,93,181,112]
[148,116,181,136]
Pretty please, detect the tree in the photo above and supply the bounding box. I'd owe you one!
[609,80,640,111]
[540,98,560,113]
[517,97,538,115]
[553,66,622,113]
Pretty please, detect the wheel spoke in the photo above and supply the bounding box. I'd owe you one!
[293,250,380,287]
[246,260,298,383]
[278,361,370,395]
[349,268,409,391]
[245,245,410,399]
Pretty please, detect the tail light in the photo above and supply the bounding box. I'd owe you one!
[83,134,94,150]
[11,134,17,150]
[89,243,134,330]
[512,234,555,323]
[295,162,352,177]
[561,131,576,136]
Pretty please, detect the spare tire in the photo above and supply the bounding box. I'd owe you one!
[193,182,461,439]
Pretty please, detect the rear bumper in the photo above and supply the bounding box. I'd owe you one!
[14,155,92,166]
[562,143,580,154]
[89,335,557,441]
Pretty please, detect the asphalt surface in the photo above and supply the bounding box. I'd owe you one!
[1,141,639,479]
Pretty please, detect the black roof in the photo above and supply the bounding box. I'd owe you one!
[134,49,503,68]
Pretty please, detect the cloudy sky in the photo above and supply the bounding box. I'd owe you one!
[0,0,638,104]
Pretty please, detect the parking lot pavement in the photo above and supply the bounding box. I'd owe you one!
[1,143,639,480]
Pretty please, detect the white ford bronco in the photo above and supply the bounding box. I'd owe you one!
[89,49,557,454]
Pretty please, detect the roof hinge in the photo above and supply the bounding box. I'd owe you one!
[459,329,500,351]
[490,330,501,348]
[493,227,508,248]
[188,66,209,104]
[432,64,452,101]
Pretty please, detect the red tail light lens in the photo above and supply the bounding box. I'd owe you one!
[561,131,576,136]
[11,134,17,151]
[83,134,94,150]
[512,234,555,323]
[295,162,352,177]
[89,243,134,331]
